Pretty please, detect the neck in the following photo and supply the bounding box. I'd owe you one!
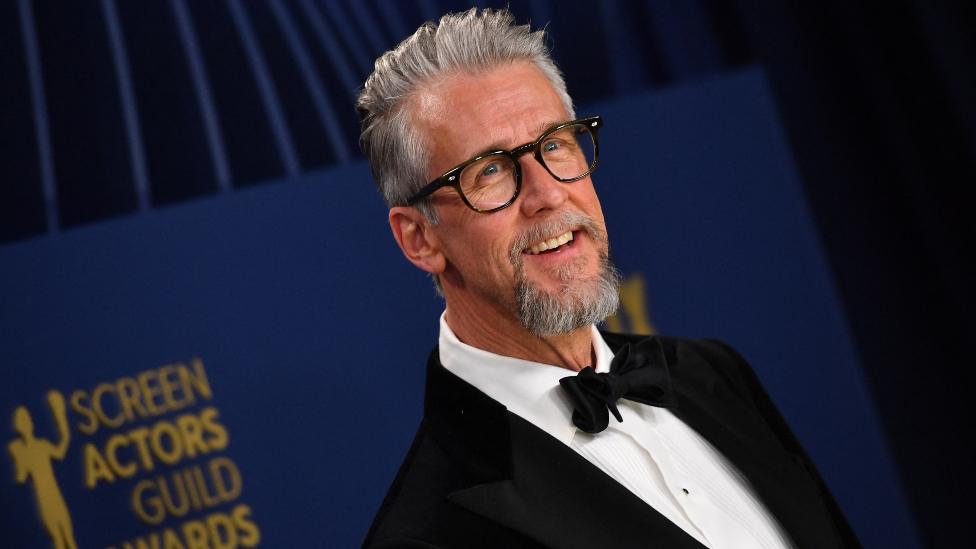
[444,296,594,372]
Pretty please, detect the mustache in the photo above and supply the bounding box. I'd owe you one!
[509,210,607,266]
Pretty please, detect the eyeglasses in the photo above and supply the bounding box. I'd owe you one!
[407,116,602,213]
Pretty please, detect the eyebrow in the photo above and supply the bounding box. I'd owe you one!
[473,119,566,156]
[532,119,563,135]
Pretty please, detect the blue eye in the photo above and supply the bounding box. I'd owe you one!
[481,163,500,177]
[543,141,560,153]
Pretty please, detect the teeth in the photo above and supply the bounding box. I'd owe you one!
[526,231,574,255]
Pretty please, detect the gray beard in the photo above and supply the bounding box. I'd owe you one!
[509,212,621,338]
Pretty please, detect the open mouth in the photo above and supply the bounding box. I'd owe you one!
[524,230,575,255]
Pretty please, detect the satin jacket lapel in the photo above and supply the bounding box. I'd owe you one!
[449,413,709,549]
[649,336,845,549]
[424,352,706,549]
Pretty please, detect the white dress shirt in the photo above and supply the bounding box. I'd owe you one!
[438,313,794,549]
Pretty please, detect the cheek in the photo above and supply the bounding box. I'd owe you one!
[477,237,521,281]
[435,208,523,278]
[574,181,606,219]
[439,224,514,274]
[477,233,518,273]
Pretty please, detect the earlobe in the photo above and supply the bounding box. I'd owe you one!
[389,207,446,275]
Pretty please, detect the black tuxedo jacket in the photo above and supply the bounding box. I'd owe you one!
[363,334,860,548]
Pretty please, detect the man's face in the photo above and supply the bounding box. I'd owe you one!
[412,62,616,336]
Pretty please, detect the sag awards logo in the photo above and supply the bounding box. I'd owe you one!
[7,359,262,549]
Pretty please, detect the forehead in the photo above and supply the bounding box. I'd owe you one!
[411,62,570,177]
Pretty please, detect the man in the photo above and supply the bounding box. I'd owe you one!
[357,8,858,549]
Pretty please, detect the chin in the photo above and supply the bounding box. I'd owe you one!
[515,259,621,338]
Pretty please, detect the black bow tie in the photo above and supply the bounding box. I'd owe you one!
[559,337,676,434]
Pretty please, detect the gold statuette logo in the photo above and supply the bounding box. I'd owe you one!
[8,390,78,549]
[605,273,656,335]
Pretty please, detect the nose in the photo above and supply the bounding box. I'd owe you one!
[517,156,568,217]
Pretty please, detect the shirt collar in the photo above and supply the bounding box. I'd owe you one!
[438,311,615,445]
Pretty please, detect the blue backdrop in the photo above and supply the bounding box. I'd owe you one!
[1,70,919,548]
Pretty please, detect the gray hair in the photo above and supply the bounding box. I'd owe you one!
[356,8,575,223]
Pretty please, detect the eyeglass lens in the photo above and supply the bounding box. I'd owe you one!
[458,123,597,211]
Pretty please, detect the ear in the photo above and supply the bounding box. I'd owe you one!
[389,206,447,276]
